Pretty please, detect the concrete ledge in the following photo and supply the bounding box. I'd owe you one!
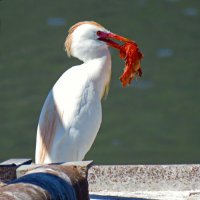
[0,158,32,183]
[88,164,200,200]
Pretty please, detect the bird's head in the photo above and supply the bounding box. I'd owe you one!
[65,21,111,62]
[65,21,143,87]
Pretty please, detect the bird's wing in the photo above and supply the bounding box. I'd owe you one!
[35,65,102,164]
[35,90,59,164]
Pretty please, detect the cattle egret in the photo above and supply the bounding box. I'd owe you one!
[35,21,143,164]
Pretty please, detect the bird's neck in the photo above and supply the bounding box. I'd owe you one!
[84,50,112,99]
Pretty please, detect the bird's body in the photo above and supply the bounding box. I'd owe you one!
[35,22,111,164]
[35,21,143,164]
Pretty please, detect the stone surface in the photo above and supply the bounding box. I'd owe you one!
[88,164,200,200]
[0,158,32,184]
[0,159,32,166]
[88,165,200,192]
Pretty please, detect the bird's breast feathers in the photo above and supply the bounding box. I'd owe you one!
[36,67,102,163]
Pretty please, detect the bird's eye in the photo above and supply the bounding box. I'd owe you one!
[97,31,101,36]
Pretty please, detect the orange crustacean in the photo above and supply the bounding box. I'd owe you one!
[97,30,144,87]
[119,41,143,87]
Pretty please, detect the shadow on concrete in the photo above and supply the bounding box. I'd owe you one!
[90,194,150,200]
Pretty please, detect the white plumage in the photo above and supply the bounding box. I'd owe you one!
[35,21,112,164]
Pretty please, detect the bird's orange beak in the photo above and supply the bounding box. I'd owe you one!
[97,31,144,87]
[97,31,129,50]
